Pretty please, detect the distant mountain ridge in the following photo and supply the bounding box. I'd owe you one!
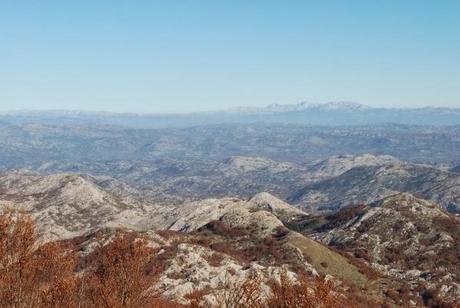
[228,101,372,112]
[3,101,460,116]
[2,102,460,128]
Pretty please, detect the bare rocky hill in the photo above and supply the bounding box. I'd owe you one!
[0,170,308,240]
[296,193,460,303]
[306,154,401,180]
[0,171,189,241]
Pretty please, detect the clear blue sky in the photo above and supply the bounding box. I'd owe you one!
[1,1,459,113]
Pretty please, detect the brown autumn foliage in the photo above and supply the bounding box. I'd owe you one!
[211,270,354,308]
[0,211,180,308]
[77,230,180,308]
[318,204,368,232]
[217,271,265,308]
[0,210,356,307]
[266,271,343,308]
[0,209,78,308]
[8,210,451,307]
[193,220,303,271]
[211,272,347,308]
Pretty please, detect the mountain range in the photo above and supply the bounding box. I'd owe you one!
[24,154,460,214]
[3,102,460,128]
[1,105,460,306]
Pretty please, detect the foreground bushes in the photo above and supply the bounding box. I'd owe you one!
[216,271,342,308]
[0,210,354,307]
[0,210,177,308]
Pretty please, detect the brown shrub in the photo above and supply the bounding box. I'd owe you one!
[319,204,368,232]
[209,241,248,264]
[205,252,225,267]
[266,271,344,308]
[204,220,249,238]
[273,226,290,238]
[385,289,400,303]
[434,216,460,241]
[354,248,372,262]
[217,271,265,308]
[79,231,168,308]
[186,289,210,308]
[0,210,78,308]
[156,229,181,239]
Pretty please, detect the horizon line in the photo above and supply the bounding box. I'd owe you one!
[0,102,459,116]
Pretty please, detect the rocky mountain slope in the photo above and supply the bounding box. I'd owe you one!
[306,154,401,180]
[1,169,459,306]
[289,162,460,213]
[0,173,376,304]
[0,170,310,240]
[296,193,460,303]
[68,191,390,305]
[0,170,175,241]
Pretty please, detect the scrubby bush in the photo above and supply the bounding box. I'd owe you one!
[0,210,78,307]
[0,210,180,308]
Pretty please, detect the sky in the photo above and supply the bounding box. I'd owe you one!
[0,1,459,113]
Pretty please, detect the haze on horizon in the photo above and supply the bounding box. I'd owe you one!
[1,1,459,113]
